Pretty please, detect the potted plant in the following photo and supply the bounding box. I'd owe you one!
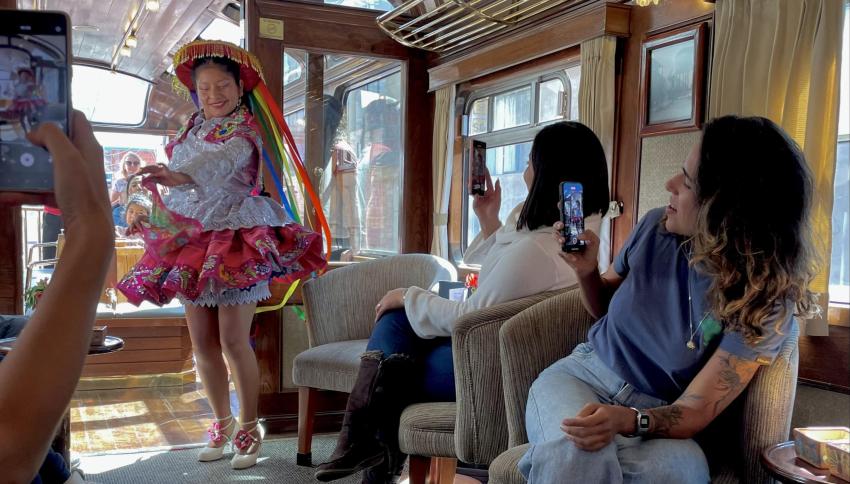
[24,278,49,313]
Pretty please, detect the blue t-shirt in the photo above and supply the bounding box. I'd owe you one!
[587,208,794,403]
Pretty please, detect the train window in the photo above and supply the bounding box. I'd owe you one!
[538,78,565,123]
[830,6,849,304]
[283,48,403,260]
[72,65,150,126]
[324,0,394,10]
[462,64,581,251]
[492,86,532,131]
[469,98,489,135]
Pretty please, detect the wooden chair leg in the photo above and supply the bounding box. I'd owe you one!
[408,454,431,484]
[297,386,317,466]
[434,457,457,484]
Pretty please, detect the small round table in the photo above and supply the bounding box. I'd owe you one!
[762,441,848,483]
[0,335,124,355]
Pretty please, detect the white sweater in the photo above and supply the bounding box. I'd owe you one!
[403,203,602,339]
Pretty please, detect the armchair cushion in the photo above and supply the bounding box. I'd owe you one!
[292,339,368,392]
[399,402,457,458]
[488,444,528,484]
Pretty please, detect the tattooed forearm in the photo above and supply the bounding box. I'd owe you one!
[677,390,704,405]
[647,405,683,437]
[711,354,749,416]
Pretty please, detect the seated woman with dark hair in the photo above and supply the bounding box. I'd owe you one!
[315,121,611,484]
[519,115,818,483]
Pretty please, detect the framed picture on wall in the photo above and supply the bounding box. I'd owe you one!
[639,23,707,136]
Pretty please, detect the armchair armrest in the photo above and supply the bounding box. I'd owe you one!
[452,288,569,465]
[500,288,597,447]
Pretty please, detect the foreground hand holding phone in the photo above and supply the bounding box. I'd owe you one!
[0,111,114,481]
[554,220,599,277]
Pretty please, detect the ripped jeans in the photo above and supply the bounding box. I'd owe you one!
[518,342,710,484]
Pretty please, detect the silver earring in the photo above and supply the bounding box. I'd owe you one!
[236,97,242,108]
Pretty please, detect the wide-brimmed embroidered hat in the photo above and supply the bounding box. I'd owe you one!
[172,40,264,96]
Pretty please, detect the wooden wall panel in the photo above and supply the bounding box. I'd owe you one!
[610,1,714,252]
[799,325,850,393]
[0,207,21,314]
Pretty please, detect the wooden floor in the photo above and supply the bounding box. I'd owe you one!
[70,381,241,454]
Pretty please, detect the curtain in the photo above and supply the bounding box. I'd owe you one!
[431,86,455,259]
[579,35,617,273]
[709,0,845,335]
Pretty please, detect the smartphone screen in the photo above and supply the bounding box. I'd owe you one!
[470,140,486,196]
[560,181,585,252]
[0,10,71,192]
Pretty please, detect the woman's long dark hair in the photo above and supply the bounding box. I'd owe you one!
[191,57,251,114]
[691,115,818,344]
[516,121,609,231]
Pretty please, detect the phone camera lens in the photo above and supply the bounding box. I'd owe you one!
[55,26,62,32]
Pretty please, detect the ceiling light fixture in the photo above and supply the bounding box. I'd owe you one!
[635,0,661,6]
[145,0,160,12]
[72,25,100,32]
[119,45,132,57]
[126,34,138,48]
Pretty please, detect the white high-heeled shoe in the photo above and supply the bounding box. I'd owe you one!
[198,414,238,462]
[231,419,264,470]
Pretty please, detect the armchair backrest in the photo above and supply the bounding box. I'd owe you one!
[499,288,596,447]
[699,321,800,483]
[452,288,570,465]
[302,254,456,347]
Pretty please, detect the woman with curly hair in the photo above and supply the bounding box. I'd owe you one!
[519,115,818,483]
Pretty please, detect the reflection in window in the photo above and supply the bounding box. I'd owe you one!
[324,0,394,10]
[469,98,489,135]
[493,86,532,131]
[466,142,532,242]
[284,109,306,161]
[283,52,303,86]
[538,78,565,123]
[317,69,403,258]
[72,65,150,125]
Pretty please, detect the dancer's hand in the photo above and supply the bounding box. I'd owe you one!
[126,214,150,236]
[375,288,407,322]
[139,163,193,187]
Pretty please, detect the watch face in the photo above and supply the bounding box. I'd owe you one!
[639,414,650,429]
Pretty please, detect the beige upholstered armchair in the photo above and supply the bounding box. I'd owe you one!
[397,288,570,483]
[488,288,801,484]
[293,254,456,466]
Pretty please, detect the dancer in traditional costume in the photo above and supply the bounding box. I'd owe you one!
[117,40,328,470]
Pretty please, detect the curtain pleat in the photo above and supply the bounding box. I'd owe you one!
[431,86,454,259]
[709,0,845,335]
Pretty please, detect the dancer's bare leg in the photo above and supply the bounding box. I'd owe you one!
[185,304,232,447]
[218,302,260,451]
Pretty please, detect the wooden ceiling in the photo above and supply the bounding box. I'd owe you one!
[18,0,237,81]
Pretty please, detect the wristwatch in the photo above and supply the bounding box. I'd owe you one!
[628,407,650,437]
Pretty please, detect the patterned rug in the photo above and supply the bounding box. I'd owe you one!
[78,434,362,483]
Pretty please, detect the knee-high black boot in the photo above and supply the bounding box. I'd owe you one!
[361,353,416,484]
[315,351,387,482]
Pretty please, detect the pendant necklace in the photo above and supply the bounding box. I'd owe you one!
[686,247,709,350]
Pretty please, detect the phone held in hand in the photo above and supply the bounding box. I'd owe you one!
[0,10,72,192]
[469,140,486,196]
[560,181,586,252]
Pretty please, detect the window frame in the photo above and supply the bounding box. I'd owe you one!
[458,63,578,256]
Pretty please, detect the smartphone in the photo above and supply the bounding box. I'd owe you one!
[469,140,486,196]
[0,10,71,192]
[560,181,585,252]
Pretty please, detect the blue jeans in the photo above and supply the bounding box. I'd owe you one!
[519,343,710,484]
[0,315,71,484]
[365,309,455,402]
